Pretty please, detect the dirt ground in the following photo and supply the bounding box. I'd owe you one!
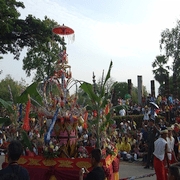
[119,160,156,180]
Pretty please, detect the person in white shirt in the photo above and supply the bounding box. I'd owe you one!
[143,106,150,125]
[119,108,126,116]
[166,127,178,164]
[82,130,88,146]
[153,128,169,180]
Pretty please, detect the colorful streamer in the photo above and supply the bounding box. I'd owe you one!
[104,104,110,115]
[83,111,88,129]
[45,107,59,143]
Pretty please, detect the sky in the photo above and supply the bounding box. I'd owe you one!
[1,0,180,95]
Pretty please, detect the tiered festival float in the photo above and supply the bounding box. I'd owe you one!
[2,25,119,180]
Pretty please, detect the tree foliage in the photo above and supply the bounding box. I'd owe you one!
[0,0,65,82]
[0,75,26,103]
[153,20,180,97]
[0,0,63,62]
[152,55,170,85]
[22,16,62,81]
[160,20,180,75]
[0,0,23,59]
[111,82,128,106]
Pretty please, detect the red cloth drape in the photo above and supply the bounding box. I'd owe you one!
[2,156,119,180]
[22,99,31,131]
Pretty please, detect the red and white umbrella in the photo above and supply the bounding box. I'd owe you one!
[52,24,75,43]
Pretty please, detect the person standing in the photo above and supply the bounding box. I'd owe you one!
[142,106,150,125]
[79,148,105,180]
[166,127,178,164]
[82,129,89,146]
[153,128,169,180]
[0,140,29,180]
[144,118,160,169]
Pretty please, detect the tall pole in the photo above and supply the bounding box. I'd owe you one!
[151,80,155,98]
[128,79,132,96]
[137,75,143,105]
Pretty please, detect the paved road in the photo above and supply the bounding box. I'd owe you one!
[0,155,156,180]
[0,155,5,169]
[119,160,156,180]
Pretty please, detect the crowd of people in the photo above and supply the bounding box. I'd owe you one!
[116,93,180,180]
[0,94,180,179]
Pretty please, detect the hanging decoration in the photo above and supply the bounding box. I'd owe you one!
[22,96,31,132]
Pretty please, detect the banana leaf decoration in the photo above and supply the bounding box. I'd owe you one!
[16,82,42,105]
[80,61,113,148]
[0,117,12,126]
[0,98,13,113]
[0,98,14,126]
[21,130,33,151]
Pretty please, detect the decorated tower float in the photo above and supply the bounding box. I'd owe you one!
[2,25,119,180]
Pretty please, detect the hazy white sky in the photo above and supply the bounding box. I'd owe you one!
[1,0,180,95]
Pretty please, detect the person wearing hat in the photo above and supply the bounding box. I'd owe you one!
[144,117,160,169]
[153,127,169,180]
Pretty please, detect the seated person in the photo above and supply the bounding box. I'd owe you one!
[120,137,132,161]
[116,137,122,155]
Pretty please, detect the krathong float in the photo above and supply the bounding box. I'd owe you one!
[0,25,119,180]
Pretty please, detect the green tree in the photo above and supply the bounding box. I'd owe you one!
[110,82,143,105]
[160,20,180,76]
[0,0,63,61]
[157,20,180,97]
[152,55,170,85]
[111,82,128,106]
[23,17,65,81]
[22,17,62,82]
[0,0,24,59]
[0,75,26,103]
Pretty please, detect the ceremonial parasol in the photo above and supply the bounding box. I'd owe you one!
[52,24,75,43]
[52,24,74,35]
